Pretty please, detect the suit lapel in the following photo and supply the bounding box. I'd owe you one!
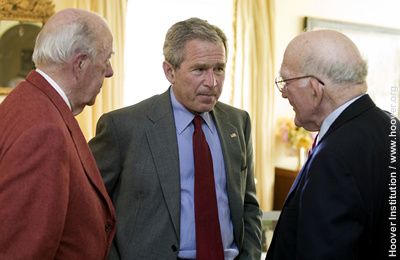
[285,95,376,203]
[211,103,243,241]
[26,71,114,208]
[212,103,242,197]
[145,89,181,238]
[320,94,375,144]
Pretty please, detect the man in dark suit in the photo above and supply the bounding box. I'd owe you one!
[0,8,116,259]
[89,18,262,260]
[266,29,400,259]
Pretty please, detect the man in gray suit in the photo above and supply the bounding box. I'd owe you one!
[89,17,262,260]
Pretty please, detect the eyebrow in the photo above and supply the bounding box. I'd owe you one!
[216,62,226,68]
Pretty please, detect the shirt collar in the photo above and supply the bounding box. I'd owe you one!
[170,86,215,134]
[36,69,71,110]
[318,94,364,144]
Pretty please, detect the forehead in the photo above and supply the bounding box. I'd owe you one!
[280,60,295,78]
[280,44,303,77]
[99,30,114,58]
[183,39,226,64]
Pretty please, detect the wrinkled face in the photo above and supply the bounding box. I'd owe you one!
[76,30,114,108]
[169,39,226,114]
[280,54,316,129]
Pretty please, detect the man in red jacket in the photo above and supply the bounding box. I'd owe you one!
[0,8,116,259]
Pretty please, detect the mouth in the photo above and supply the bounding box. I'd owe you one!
[197,93,217,104]
[198,91,217,97]
[199,93,217,99]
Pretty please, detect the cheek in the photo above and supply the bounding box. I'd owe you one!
[179,75,200,95]
[97,66,107,78]
[217,75,225,89]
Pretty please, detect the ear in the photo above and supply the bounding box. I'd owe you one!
[310,78,324,109]
[73,52,88,78]
[162,61,176,84]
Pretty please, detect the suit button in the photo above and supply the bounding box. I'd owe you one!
[105,223,111,232]
[171,245,177,252]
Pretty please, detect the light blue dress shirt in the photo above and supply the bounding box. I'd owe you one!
[170,87,238,259]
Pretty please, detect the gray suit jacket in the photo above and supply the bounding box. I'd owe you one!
[89,88,262,260]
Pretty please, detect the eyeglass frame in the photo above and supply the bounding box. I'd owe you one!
[275,75,325,93]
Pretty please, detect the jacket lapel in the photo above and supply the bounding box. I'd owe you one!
[145,89,181,238]
[26,71,114,208]
[211,103,244,241]
[320,94,376,144]
[285,94,376,203]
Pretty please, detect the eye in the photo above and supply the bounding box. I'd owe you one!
[214,67,225,74]
[105,59,111,67]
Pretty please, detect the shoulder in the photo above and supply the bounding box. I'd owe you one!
[96,90,173,132]
[107,94,160,116]
[105,90,170,118]
[214,101,251,123]
[215,101,249,117]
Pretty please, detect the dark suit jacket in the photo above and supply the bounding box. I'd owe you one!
[0,71,117,259]
[266,94,400,259]
[89,87,263,260]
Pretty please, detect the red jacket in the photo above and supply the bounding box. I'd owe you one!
[0,70,117,259]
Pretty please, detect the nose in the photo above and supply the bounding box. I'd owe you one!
[204,69,217,88]
[106,62,114,78]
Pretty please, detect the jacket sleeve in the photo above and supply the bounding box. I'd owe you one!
[89,112,123,197]
[237,113,263,260]
[0,124,69,259]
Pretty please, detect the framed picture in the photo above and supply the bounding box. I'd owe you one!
[0,0,54,98]
[304,17,400,118]
[0,22,41,95]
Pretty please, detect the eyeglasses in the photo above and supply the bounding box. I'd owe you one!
[275,75,325,93]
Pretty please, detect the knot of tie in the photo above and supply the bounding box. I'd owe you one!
[307,133,319,158]
[193,115,202,129]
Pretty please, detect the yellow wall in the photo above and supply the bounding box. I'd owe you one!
[53,0,73,11]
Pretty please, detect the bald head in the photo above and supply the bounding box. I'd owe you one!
[33,8,112,70]
[284,30,368,90]
[279,30,369,131]
[43,8,102,31]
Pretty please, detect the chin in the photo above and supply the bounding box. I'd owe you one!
[293,117,303,128]
[202,104,216,113]
[88,98,97,106]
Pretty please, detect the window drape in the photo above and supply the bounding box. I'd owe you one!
[69,0,127,140]
[231,0,275,210]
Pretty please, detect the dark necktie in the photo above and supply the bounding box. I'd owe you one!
[192,116,224,260]
[307,133,319,158]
